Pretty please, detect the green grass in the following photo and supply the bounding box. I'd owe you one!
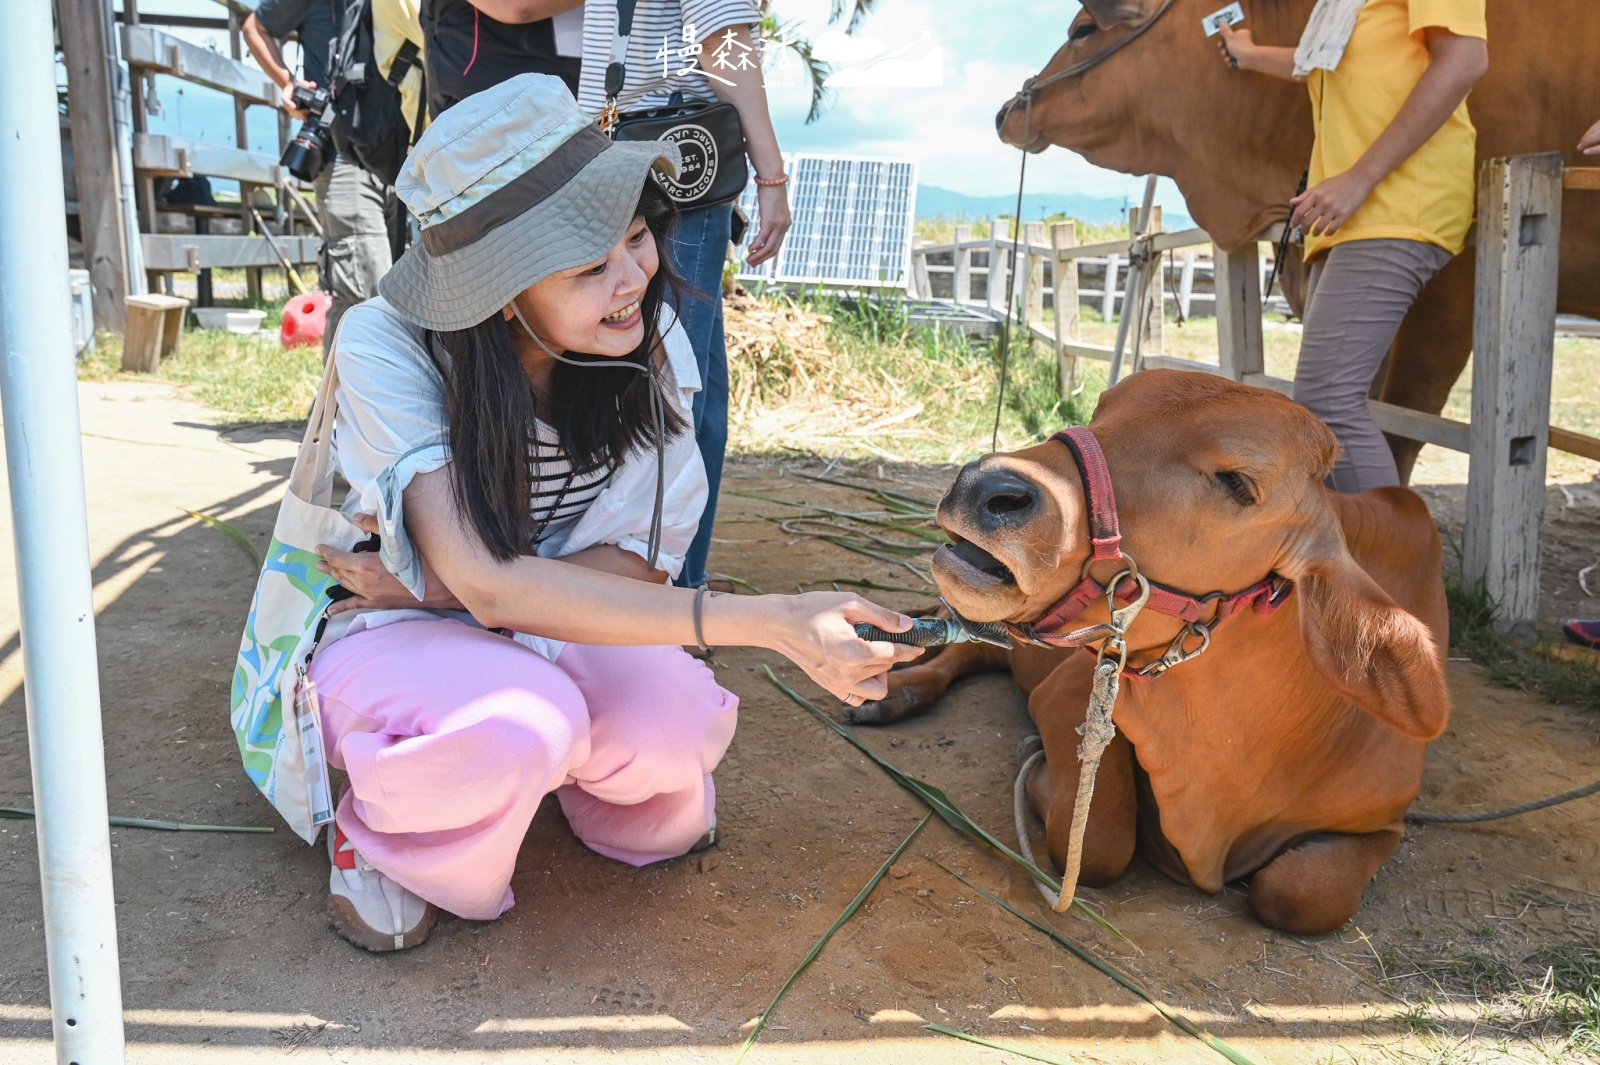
[1445,569,1600,714]
[1374,940,1600,1060]
[81,327,322,425]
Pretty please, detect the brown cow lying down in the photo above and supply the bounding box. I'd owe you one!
[852,371,1449,935]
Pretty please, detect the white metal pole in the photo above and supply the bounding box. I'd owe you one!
[0,3,127,1062]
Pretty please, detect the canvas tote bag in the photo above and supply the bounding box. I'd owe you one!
[230,359,364,843]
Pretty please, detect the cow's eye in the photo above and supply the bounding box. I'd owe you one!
[1214,470,1258,506]
[1069,20,1097,41]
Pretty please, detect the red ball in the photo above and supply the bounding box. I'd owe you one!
[280,291,333,349]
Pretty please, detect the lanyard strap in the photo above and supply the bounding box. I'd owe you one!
[605,0,640,101]
[531,466,580,547]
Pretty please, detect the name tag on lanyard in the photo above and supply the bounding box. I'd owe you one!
[294,665,336,829]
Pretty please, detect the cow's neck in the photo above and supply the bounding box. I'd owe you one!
[1113,0,1319,249]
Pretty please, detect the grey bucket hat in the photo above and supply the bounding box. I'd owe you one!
[379,74,681,331]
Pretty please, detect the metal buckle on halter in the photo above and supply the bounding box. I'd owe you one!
[1082,550,1137,585]
[1096,569,1151,671]
[1134,620,1213,679]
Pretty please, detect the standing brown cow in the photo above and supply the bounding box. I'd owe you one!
[996,0,1600,481]
[852,370,1450,934]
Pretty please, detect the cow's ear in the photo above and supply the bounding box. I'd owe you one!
[1080,0,1157,27]
[1293,550,1449,741]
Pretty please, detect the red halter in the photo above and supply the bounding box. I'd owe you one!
[1001,426,1293,676]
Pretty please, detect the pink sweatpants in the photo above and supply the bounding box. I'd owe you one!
[307,619,738,920]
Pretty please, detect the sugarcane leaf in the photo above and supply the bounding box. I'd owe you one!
[180,508,263,568]
[923,1023,1070,1064]
[0,807,274,833]
[735,812,932,1062]
[760,666,1132,946]
[934,861,1261,1065]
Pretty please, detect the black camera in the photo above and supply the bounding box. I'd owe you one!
[280,84,335,182]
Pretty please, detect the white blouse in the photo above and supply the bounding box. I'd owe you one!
[323,294,708,660]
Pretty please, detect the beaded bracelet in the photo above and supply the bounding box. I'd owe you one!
[754,174,789,188]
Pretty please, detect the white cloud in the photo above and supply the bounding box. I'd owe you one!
[765,0,1190,214]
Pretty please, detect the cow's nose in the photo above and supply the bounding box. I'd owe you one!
[974,470,1040,532]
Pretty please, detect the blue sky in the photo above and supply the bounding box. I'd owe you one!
[111,0,1187,214]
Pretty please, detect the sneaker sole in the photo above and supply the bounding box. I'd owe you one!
[328,895,438,953]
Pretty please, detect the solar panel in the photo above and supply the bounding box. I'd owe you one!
[734,154,918,288]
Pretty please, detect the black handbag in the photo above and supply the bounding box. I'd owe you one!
[600,0,749,209]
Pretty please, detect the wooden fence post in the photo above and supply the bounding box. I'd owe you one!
[1051,221,1080,395]
[229,12,264,305]
[1101,253,1120,322]
[1464,153,1563,633]
[60,0,130,331]
[986,218,1011,315]
[953,224,973,305]
[1023,221,1045,337]
[1214,242,1263,381]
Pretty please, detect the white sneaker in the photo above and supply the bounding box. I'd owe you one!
[327,821,437,952]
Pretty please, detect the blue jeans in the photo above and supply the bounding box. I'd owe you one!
[666,201,733,588]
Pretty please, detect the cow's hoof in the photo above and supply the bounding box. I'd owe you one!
[845,685,923,726]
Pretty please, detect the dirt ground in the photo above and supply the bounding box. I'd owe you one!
[2,378,1599,1064]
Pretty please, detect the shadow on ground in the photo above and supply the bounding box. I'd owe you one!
[1,404,1598,1063]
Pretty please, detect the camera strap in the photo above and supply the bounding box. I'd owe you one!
[599,0,642,133]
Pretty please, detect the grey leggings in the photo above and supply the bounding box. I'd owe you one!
[1292,238,1452,493]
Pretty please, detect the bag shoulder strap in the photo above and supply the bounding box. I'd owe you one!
[605,0,640,103]
[330,0,371,91]
[386,38,420,87]
[288,346,344,509]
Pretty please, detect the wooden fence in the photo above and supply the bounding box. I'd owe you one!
[911,157,1600,630]
[907,212,1286,321]
[61,0,318,330]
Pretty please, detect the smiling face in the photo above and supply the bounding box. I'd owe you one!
[932,371,1340,641]
[504,215,659,358]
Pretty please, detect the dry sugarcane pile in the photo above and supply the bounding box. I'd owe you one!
[723,287,1003,462]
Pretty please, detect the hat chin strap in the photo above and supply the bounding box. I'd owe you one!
[508,299,651,377]
[505,298,666,573]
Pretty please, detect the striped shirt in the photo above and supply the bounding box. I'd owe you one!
[576,0,760,116]
[529,422,613,547]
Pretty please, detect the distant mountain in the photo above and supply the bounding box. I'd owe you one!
[915,184,1191,228]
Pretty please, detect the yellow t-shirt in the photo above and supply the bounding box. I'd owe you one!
[1303,0,1486,261]
[373,0,427,137]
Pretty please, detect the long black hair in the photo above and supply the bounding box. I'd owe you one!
[431,176,691,561]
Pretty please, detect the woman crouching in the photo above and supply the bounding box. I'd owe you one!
[297,75,918,951]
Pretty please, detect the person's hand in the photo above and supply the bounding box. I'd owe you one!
[1290,169,1376,238]
[280,79,316,121]
[1580,118,1600,156]
[760,593,923,706]
[1215,24,1252,70]
[316,513,463,616]
[744,183,792,267]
